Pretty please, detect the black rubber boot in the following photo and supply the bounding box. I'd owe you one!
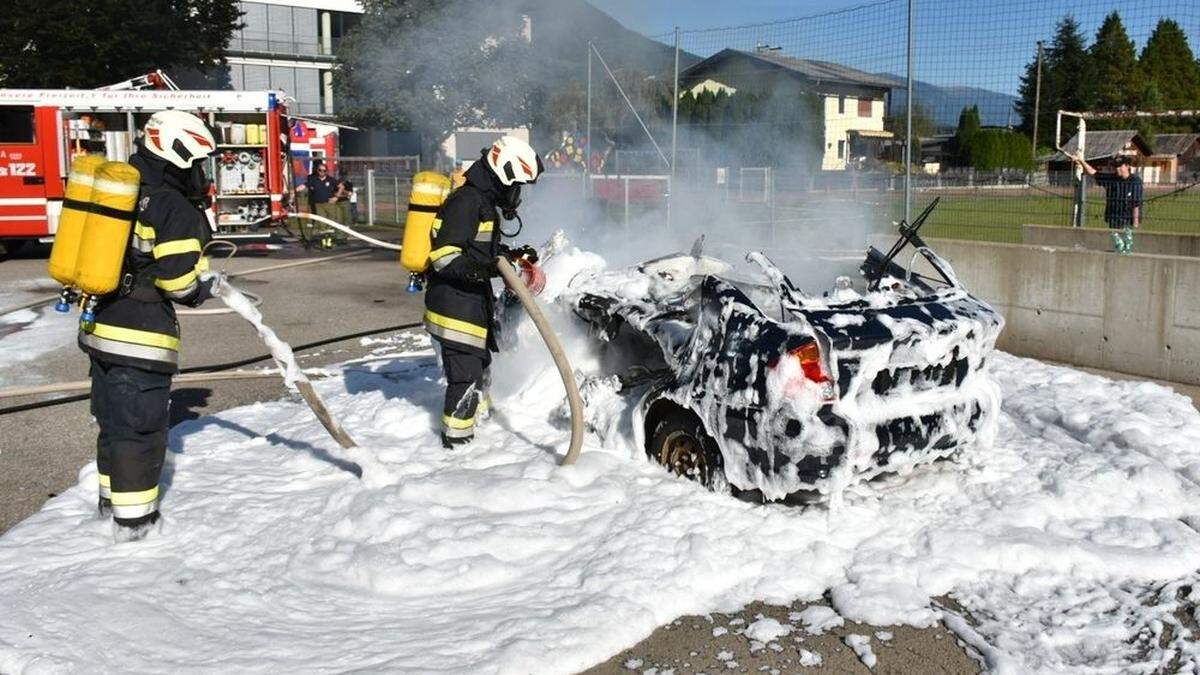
[112,511,161,543]
[441,434,473,450]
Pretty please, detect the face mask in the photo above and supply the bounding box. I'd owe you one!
[500,184,522,221]
[169,163,211,204]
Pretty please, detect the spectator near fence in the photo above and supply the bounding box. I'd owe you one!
[1074,154,1143,255]
[335,174,355,226]
[302,159,341,248]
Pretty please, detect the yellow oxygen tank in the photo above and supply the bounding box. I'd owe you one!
[47,155,107,293]
[400,171,452,273]
[74,161,141,301]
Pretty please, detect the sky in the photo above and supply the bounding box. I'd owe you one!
[589,0,1200,98]
[589,0,871,35]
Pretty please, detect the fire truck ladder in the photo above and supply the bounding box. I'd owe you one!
[98,70,180,91]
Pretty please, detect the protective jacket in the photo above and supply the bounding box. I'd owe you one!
[78,149,212,373]
[423,161,502,354]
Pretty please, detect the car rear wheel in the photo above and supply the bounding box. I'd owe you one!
[648,408,724,490]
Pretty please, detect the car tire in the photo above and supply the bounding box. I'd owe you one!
[648,408,725,490]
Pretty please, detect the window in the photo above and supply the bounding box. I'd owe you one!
[0,106,36,143]
[270,67,297,100]
[837,140,845,159]
[268,5,292,52]
[239,2,269,52]
[858,98,873,117]
[837,95,845,115]
[243,65,270,90]
[294,69,321,114]
[293,8,319,56]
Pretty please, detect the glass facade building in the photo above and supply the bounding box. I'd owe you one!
[224,0,361,116]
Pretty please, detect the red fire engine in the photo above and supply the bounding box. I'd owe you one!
[0,85,325,248]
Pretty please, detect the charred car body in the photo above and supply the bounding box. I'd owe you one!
[559,201,1004,501]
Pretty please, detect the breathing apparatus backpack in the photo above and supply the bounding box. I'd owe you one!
[47,156,142,322]
[400,170,453,291]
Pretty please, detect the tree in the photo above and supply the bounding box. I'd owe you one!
[1014,14,1092,149]
[1088,12,1140,113]
[1139,19,1200,110]
[1045,15,1094,114]
[952,105,1032,171]
[884,104,936,140]
[671,89,823,170]
[0,0,241,88]
[336,0,536,160]
[953,105,981,166]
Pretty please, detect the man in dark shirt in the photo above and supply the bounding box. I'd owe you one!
[1074,154,1143,254]
[302,159,339,248]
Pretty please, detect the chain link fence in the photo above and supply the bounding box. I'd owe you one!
[336,156,421,225]
[573,0,1199,246]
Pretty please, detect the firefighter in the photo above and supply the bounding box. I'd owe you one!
[78,110,219,541]
[424,136,543,448]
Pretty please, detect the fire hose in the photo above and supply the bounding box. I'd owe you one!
[294,212,585,466]
[3,213,585,465]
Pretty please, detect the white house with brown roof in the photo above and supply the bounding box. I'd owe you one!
[679,48,894,171]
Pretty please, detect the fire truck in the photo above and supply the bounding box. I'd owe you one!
[0,78,337,250]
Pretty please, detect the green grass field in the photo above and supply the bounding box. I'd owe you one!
[801,187,1200,244]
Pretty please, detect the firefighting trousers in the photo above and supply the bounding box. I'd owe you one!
[440,343,491,443]
[90,357,170,526]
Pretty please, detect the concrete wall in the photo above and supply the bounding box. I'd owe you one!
[1022,224,1200,257]
[900,237,1200,385]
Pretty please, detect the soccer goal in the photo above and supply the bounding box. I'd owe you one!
[1055,108,1200,229]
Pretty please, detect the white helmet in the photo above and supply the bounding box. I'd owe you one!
[143,110,216,169]
[485,135,543,186]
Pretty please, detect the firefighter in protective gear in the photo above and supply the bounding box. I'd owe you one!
[424,136,543,448]
[78,110,218,540]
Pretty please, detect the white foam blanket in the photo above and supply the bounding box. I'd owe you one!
[2,301,1200,674]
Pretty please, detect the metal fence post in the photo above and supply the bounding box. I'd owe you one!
[904,0,914,224]
[393,176,400,225]
[670,26,680,231]
[769,167,776,246]
[624,176,630,232]
[367,168,376,227]
[586,41,592,200]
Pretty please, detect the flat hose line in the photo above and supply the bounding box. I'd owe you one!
[0,248,376,319]
[0,321,423,416]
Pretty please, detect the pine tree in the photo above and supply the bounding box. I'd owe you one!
[1014,14,1093,150]
[953,105,981,166]
[1014,54,1040,141]
[1139,19,1200,110]
[1045,15,1093,115]
[1089,12,1140,112]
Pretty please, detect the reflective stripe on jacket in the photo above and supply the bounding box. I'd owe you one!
[78,151,211,373]
[423,162,502,354]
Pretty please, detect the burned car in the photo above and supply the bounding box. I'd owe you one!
[559,201,1004,501]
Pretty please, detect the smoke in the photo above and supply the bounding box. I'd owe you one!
[346,0,892,290]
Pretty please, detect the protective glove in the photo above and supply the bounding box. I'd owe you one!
[499,244,539,264]
[190,271,226,307]
[517,258,546,295]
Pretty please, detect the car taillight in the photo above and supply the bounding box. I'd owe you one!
[772,341,837,402]
[792,342,830,384]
